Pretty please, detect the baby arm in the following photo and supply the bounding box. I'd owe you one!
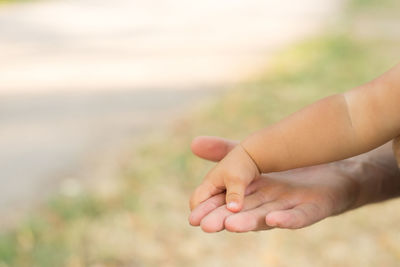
[242,63,400,173]
[190,63,400,212]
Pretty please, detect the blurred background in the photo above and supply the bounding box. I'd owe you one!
[0,0,399,266]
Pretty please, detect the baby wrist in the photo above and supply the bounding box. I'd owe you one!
[239,141,263,174]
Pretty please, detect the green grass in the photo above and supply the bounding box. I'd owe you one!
[0,1,399,266]
[348,0,400,11]
[1,34,393,267]
[0,0,32,4]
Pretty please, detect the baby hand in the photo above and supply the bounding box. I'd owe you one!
[189,142,260,212]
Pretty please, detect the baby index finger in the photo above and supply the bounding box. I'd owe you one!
[225,180,247,213]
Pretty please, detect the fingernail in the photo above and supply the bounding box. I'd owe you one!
[227,202,239,211]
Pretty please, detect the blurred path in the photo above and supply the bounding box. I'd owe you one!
[0,0,342,222]
[0,89,212,225]
[0,0,341,92]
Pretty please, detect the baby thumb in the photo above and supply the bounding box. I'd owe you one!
[225,180,247,212]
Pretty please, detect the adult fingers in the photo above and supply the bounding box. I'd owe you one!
[191,136,238,162]
[200,205,233,233]
[265,202,329,229]
[225,200,294,233]
[199,188,278,232]
[188,193,225,226]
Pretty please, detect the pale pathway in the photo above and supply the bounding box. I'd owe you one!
[0,0,342,223]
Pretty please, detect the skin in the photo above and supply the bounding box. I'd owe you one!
[190,63,400,212]
[393,136,400,168]
[189,136,400,232]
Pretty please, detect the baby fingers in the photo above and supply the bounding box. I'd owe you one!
[189,180,224,211]
[225,178,248,212]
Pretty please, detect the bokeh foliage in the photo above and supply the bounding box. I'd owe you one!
[0,0,399,266]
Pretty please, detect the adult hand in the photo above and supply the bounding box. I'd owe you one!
[189,136,359,232]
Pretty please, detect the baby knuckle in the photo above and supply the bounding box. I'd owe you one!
[227,192,241,198]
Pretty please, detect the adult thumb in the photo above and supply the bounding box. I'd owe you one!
[191,136,238,162]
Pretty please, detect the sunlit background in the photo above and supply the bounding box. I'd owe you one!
[0,0,399,266]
